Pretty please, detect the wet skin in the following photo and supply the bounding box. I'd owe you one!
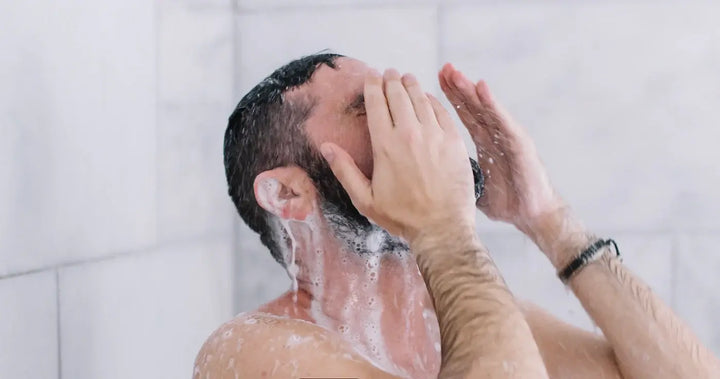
[194,58,622,379]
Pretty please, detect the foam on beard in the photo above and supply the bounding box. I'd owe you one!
[320,201,410,257]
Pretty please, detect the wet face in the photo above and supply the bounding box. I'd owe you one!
[274,57,481,257]
[279,57,411,256]
[301,57,375,179]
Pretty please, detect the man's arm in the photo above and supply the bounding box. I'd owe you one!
[412,224,548,378]
[323,68,548,378]
[439,63,720,378]
[528,209,720,378]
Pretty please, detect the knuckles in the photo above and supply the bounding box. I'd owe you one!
[400,127,421,145]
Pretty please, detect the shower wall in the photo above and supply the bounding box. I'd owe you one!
[1,1,719,378]
[1,1,235,378]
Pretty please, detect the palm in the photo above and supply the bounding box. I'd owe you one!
[438,64,560,229]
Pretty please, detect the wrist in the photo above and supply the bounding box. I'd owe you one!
[408,218,478,258]
[521,206,594,269]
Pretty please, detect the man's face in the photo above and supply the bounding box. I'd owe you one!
[280,57,480,256]
[283,57,413,255]
[300,57,375,180]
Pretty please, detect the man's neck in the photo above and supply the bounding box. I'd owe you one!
[260,218,441,378]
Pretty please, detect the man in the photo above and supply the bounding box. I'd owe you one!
[195,54,720,378]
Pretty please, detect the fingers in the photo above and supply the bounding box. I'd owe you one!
[439,64,462,98]
[439,65,462,106]
[401,73,437,127]
[474,79,495,105]
[364,69,393,149]
[383,69,417,129]
[473,79,520,137]
[427,93,457,135]
[439,63,483,109]
[320,143,373,214]
[450,69,484,106]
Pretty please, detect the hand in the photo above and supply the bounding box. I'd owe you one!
[438,63,564,234]
[321,69,476,244]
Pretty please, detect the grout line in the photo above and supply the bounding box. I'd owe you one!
[0,266,55,281]
[670,232,679,308]
[56,269,62,379]
[235,0,685,13]
[235,1,440,14]
[435,2,445,96]
[436,2,444,68]
[0,233,232,281]
[154,0,162,248]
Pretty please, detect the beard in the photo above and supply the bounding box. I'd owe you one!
[302,143,484,256]
[320,200,411,256]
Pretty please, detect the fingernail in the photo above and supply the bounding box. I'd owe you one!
[320,144,335,163]
[385,68,400,78]
[402,73,417,84]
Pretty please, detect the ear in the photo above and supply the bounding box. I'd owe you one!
[253,166,318,221]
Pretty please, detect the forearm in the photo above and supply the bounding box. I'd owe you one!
[527,209,720,378]
[412,224,548,379]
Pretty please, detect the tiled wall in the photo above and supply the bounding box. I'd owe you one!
[1,0,235,378]
[1,1,719,378]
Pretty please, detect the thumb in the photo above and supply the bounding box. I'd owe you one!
[320,143,373,213]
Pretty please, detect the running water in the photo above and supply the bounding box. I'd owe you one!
[279,218,299,303]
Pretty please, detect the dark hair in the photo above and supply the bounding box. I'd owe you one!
[224,53,370,266]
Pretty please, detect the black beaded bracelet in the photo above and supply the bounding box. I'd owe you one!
[558,238,621,284]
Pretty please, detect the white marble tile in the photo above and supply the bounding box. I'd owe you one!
[236,6,438,98]
[674,235,720,355]
[442,3,720,232]
[0,0,156,275]
[0,271,58,379]
[157,104,235,242]
[158,2,234,106]
[59,238,233,379]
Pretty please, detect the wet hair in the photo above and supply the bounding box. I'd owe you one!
[224,53,372,266]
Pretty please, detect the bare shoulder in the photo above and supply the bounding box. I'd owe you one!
[194,312,399,379]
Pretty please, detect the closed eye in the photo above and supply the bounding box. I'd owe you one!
[346,93,365,116]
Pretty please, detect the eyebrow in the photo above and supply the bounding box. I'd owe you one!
[345,93,365,114]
